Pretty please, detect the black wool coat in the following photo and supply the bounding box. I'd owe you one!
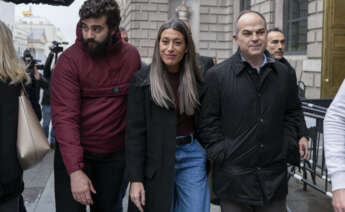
[200,55,214,73]
[279,57,308,139]
[125,65,203,212]
[198,50,301,206]
[0,81,24,203]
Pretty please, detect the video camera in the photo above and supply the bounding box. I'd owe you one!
[50,41,68,54]
[24,57,44,71]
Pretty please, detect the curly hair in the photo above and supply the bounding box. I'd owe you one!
[79,0,121,30]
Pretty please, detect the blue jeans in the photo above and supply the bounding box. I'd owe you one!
[42,105,55,144]
[171,137,210,212]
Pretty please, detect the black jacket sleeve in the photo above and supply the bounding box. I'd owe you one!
[38,75,48,89]
[125,73,147,182]
[198,69,227,162]
[26,78,42,121]
[281,59,308,139]
[284,67,302,146]
[43,52,54,80]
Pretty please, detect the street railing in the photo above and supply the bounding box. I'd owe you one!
[289,99,333,198]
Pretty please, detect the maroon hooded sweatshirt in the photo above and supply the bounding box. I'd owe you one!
[51,23,141,174]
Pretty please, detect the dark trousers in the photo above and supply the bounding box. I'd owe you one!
[54,143,125,212]
[115,168,129,212]
[0,196,20,212]
[220,198,287,212]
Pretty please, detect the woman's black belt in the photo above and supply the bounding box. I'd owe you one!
[176,134,193,146]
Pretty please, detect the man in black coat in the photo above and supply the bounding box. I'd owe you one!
[267,28,309,165]
[199,11,306,211]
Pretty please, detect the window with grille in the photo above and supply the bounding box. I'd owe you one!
[240,0,251,11]
[283,0,308,54]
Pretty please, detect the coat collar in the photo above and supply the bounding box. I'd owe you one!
[233,49,276,76]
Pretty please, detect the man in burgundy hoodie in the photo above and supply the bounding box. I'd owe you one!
[51,0,141,211]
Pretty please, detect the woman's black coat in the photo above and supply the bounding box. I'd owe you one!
[125,65,203,212]
[0,81,24,203]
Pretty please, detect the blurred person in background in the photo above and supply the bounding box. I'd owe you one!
[41,49,56,148]
[22,49,48,121]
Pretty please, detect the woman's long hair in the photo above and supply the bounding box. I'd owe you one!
[150,19,202,115]
[0,21,29,84]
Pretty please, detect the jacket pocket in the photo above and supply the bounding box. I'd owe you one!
[216,167,260,201]
[81,83,129,98]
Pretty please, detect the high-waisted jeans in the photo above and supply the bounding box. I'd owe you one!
[171,137,210,212]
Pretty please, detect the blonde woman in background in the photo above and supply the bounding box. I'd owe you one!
[0,21,30,212]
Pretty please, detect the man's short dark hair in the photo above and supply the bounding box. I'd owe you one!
[268,27,284,34]
[79,0,121,30]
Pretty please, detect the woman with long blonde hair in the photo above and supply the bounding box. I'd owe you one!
[0,20,29,212]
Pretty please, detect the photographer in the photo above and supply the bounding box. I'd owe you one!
[23,49,48,121]
[41,47,56,147]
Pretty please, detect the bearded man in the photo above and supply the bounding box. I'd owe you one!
[51,0,141,211]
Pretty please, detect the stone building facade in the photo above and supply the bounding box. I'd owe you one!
[15,9,65,60]
[119,0,325,98]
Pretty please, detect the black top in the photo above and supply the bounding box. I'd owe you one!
[0,80,24,202]
[166,71,194,136]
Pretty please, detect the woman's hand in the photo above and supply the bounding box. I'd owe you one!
[130,182,146,212]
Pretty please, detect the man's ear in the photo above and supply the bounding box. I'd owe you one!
[232,34,237,41]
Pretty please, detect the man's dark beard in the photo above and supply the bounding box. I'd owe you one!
[82,32,111,56]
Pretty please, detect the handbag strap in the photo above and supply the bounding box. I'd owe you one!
[20,81,28,97]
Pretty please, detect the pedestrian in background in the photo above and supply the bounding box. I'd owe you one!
[41,49,55,148]
[266,28,309,165]
[0,20,30,212]
[126,19,210,212]
[22,49,47,121]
